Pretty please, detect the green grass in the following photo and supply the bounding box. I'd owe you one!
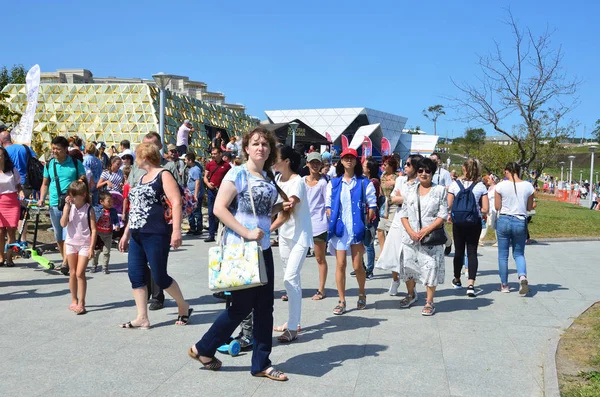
[527,198,600,238]
[559,304,600,397]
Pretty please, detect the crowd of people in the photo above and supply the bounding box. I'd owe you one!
[0,121,539,382]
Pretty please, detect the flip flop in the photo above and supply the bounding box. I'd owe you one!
[175,308,193,326]
[312,290,326,300]
[119,321,150,330]
[277,330,298,343]
[188,348,222,370]
[74,305,87,315]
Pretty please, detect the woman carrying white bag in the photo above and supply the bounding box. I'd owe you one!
[189,127,291,382]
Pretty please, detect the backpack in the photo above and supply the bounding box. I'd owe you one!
[25,146,44,190]
[451,180,480,225]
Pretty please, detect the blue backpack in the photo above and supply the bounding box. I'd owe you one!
[451,180,480,225]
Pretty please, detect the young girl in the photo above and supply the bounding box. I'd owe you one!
[362,157,380,279]
[60,177,97,315]
[326,148,377,315]
[271,145,312,343]
[304,152,329,301]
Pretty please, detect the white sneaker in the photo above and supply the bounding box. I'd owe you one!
[389,279,401,296]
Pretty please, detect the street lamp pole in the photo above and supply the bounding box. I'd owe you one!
[580,170,583,183]
[568,155,576,183]
[559,161,565,183]
[152,72,172,154]
[289,121,299,149]
[589,146,597,188]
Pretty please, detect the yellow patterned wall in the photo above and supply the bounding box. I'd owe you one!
[2,83,258,158]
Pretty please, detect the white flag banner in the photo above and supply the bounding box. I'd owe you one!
[12,64,40,145]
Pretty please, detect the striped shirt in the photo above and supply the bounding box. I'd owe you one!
[100,169,124,193]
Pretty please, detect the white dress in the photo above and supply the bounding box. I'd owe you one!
[398,184,448,287]
[375,176,418,273]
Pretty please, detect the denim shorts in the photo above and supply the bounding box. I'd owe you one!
[49,206,67,242]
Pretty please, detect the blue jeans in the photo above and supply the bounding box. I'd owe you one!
[128,232,173,290]
[365,242,375,273]
[496,215,528,285]
[195,248,275,375]
[91,189,99,207]
[188,194,203,232]
[49,206,67,242]
[207,189,218,238]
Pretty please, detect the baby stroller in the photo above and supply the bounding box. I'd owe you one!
[110,191,125,247]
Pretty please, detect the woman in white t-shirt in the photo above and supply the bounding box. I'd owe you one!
[271,145,313,343]
[447,159,489,297]
[303,152,329,301]
[494,162,535,296]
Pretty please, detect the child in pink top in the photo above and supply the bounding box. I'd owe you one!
[60,177,97,315]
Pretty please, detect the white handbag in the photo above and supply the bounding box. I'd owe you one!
[207,170,268,292]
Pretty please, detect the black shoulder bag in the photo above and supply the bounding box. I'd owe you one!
[52,160,68,211]
[417,185,447,247]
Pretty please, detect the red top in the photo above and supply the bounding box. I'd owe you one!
[123,183,130,213]
[97,209,113,233]
[205,160,231,189]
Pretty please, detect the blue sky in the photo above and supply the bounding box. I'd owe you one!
[3,0,599,138]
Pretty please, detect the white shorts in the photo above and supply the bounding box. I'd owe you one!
[65,243,90,256]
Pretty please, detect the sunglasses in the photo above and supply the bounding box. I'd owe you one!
[417,169,432,175]
[404,162,411,167]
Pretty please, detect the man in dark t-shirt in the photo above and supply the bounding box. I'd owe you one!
[203,146,231,242]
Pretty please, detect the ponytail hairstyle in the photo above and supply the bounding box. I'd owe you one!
[67,176,91,205]
[278,145,302,174]
[504,162,521,195]
[365,157,380,180]
[463,158,481,181]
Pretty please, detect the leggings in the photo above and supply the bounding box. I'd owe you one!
[453,222,482,281]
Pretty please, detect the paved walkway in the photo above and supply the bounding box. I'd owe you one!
[1,238,597,396]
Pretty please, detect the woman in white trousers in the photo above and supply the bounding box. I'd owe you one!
[271,145,313,343]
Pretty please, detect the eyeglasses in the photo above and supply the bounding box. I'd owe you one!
[417,169,432,174]
[404,162,411,167]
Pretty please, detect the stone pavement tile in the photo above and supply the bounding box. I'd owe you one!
[357,363,450,396]
[147,361,262,397]
[446,365,543,397]
[254,382,355,397]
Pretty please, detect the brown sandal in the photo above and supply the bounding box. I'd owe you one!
[187,348,222,370]
[254,367,288,381]
[312,290,325,300]
[277,330,298,343]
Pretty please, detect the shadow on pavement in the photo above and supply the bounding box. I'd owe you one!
[296,315,387,343]
[436,297,494,312]
[280,344,388,377]
[0,288,70,300]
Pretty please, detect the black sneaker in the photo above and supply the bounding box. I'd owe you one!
[212,291,227,300]
[452,278,462,289]
[148,301,164,311]
[204,237,216,243]
[466,285,476,297]
[104,268,110,275]
[186,229,197,235]
[60,265,69,276]
[350,270,357,277]
[366,272,374,280]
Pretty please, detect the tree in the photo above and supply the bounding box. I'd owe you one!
[450,11,579,176]
[422,105,445,136]
[592,119,600,143]
[473,143,519,176]
[0,64,26,125]
[463,127,486,154]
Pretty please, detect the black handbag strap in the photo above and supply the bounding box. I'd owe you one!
[52,159,63,195]
[417,184,424,231]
